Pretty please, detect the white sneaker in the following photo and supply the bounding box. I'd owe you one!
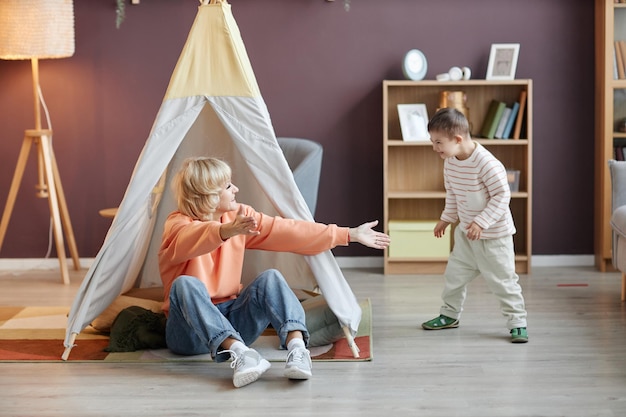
[284,347,312,380]
[222,348,271,388]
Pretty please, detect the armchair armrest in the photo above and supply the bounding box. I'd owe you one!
[611,205,626,238]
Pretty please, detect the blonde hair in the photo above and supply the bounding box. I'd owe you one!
[172,157,232,220]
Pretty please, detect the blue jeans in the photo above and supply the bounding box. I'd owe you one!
[165,269,309,363]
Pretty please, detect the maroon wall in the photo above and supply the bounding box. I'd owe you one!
[0,0,595,259]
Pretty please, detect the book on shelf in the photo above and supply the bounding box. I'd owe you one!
[502,101,520,139]
[617,41,625,80]
[614,46,619,80]
[617,41,626,80]
[480,100,506,139]
[494,107,512,139]
[614,40,626,80]
[512,90,527,140]
[614,139,626,160]
[616,41,626,80]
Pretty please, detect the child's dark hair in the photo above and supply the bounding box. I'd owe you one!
[427,108,470,137]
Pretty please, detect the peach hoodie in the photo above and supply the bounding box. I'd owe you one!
[158,204,349,314]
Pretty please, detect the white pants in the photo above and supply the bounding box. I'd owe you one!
[439,226,527,329]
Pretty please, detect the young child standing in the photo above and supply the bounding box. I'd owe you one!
[421,108,528,343]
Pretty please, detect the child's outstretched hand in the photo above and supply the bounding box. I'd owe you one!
[349,220,390,249]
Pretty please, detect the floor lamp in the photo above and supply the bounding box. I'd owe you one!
[0,0,80,285]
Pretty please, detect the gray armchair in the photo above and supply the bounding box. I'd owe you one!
[608,159,626,301]
[101,138,324,221]
[277,137,323,216]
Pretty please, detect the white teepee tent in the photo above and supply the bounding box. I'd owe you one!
[62,0,361,360]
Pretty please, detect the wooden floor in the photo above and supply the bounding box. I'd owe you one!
[0,265,625,417]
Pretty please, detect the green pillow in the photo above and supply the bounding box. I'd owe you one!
[302,295,344,347]
[105,306,167,352]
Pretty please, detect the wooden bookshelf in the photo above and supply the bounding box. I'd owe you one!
[382,80,533,274]
[595,0,626,271]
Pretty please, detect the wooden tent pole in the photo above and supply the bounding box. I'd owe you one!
[61,333,77,361]
[342,326,360,358]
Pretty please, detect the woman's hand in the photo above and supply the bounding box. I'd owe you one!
[349,220,390,249]
[219,205,260,240]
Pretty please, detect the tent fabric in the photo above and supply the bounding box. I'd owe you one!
[63,1,361,359]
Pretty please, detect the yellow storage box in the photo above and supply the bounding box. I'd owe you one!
[388,220,450,258]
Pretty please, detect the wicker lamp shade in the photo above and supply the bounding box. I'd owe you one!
[0,0,75,60]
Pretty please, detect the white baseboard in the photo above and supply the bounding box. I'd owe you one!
[0,254,596,271]
[336,255,596,269]
[530,254,595,267]
[0,258,95,270]
[335,257,383,269]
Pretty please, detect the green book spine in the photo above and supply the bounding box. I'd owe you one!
[484,101,506,139]
[480,100,500,138]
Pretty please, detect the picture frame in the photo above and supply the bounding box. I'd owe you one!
[486,43,520,80]
[397,103,430,142]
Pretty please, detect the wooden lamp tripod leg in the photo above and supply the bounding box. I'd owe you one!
[0,136,35,252]
[37,132,71,285]
[0,130,79,285]
[48,139,80,271]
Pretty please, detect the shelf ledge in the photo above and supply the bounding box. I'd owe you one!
[386,139,529,146]
[386,191,529,198]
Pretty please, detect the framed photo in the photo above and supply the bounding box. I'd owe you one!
[486,43,520,80]
[397,104,429,142]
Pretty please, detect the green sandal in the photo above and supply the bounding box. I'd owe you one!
[510,327,528,343]
[422,315,459,330]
